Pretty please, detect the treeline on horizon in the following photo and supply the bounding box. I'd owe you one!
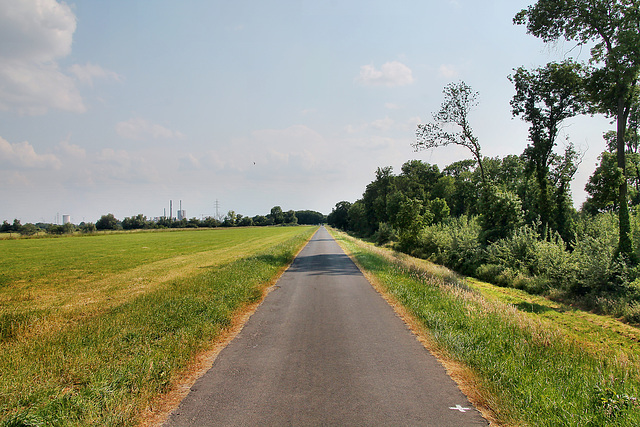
[0,207,327,236]
[329,0,640,324]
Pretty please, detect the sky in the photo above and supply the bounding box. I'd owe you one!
[0,0,614,224]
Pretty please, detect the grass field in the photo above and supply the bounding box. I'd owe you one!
[330,229,640,426]
[0,226,317,426]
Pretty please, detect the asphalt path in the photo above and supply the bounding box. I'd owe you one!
[165,226,487,426]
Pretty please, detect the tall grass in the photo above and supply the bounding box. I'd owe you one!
[331,229,640,426]
[0,227,316,426]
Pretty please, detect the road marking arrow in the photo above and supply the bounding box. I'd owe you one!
[449,404,472,413]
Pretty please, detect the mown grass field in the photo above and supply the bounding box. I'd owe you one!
[0,226,317,426]
[330,228,640,426]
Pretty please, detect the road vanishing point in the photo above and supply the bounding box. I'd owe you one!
[165,227,488,426]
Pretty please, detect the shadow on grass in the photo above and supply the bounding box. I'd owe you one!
[514,301,557,314]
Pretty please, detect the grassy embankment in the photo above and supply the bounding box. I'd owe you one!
[330,228,640,426]
[0,226,317,426]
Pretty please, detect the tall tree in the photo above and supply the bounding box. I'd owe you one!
[515,0,640,257]
[96,214,118,230]
[509,60,587,233]
[414,81,486,182]
[362,166,395,233]
[268,206,284,225]
[327,201,351,230]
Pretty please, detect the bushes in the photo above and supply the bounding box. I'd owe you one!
[480,225,571,294]
[380,210,640,322]
[408,216,482,276]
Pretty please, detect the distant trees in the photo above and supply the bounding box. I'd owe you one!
[268,206,285,225]
[295,210,327,225]
[329,160,465,243]
[96,214,119,230]
[80,222,97,233]
[2,205,321,238]
[19,223,39,236]
[327,201,351,230]
[0,220,21,233]
[284,210,298,225]
[122,214,149,230]
[47,223,76,235]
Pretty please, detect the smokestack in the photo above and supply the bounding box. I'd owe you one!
[170,200,173,220]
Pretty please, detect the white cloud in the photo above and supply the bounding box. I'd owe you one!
[69,63,121,87]
[116,118,185,141]
[201,125,331,180]
[0,0,75,62]
[0,0,87,114]
[178,153,201,171]
[346,115,422,133]
[0,60,85,114]
[438,64,459,79]
[357,61,414,87]
[0,136,61,169]
[58,139,86,159]
[89,148,162,184]
[370,116,395,131]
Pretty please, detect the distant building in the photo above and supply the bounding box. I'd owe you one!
[63,215,71,224]
[177,210,186,221]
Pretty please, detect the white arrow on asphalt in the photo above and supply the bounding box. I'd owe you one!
[449,404,472,413]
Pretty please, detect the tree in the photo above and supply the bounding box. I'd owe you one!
[479,186,524,244]
[550,143,581,243]
[96,214,118,230]
[122,214,148,230]
[347,201,369,236]
[252,215,271,226]
[20,223,38,236]
[295,210,327,225]
[201,216,221,228]
[327,201,351,230]
[284,210,298,225]
[62,222,75,234]
[362,166,395,231]
[442,159,480,216]
[426,198,450,224]
[395,198,427,250]
[515,0,640,257]
[187,217,201,228]
[509,61,588,233]
[397,160,441,200]
[268,206,284,225]
[583,150,640,213]
[238,216,253,227]
[80,222,97,233]
[223,210,238,227]
[414,81,486,182]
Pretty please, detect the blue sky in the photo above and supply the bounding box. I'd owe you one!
[0,0,612,224]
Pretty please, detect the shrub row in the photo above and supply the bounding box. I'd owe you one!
[391,212,640,323]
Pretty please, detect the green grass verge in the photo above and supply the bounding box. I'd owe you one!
[330,229,640,426]
[0,226,317,426]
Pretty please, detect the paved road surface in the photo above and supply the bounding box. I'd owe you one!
[165,227,487,426]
